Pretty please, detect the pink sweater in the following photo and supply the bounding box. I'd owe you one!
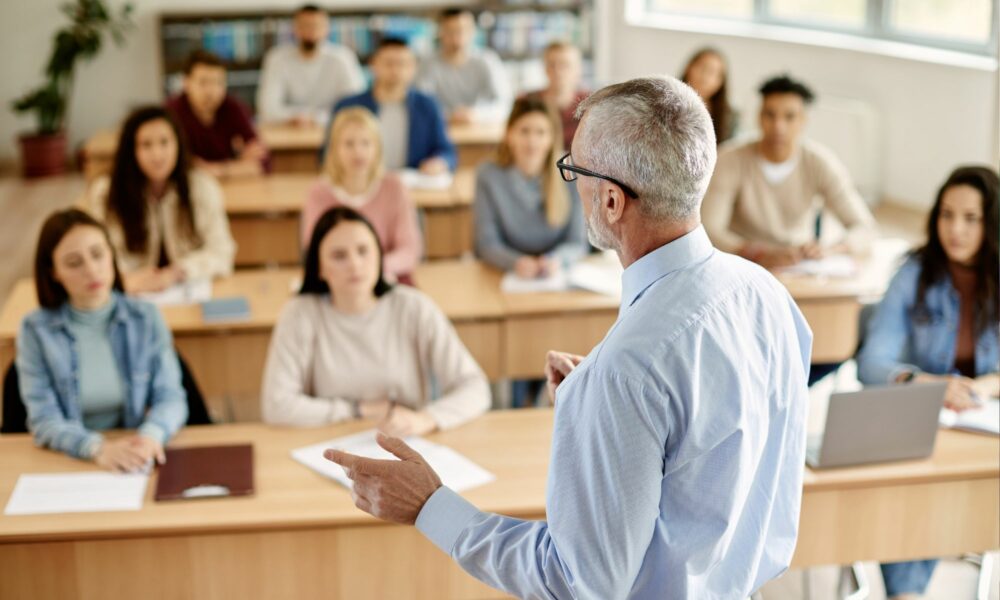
[302,174,423,278]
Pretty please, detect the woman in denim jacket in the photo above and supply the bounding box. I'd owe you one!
[16,209,187,471]
[858,165,999,599]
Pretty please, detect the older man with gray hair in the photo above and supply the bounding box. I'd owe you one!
[327,75,813,599]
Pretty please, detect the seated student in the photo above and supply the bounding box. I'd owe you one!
[303,107,422,282]
[701,74,876,268]
[522,41,589,151]
[329,37,455,175]
[261,207,489,434]
[416,7,510,124]
[16,209,187,471]
[857,165,999,599]
[474,97,586,279]
[256,4,365,127]
[85,106,236,294]
[166,49,269,178]
[681,47,738,144]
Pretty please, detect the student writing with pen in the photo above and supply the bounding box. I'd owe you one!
[260,207,489,436]
[856,165,999,600]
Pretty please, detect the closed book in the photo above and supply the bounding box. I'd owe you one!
[155,444,255,501]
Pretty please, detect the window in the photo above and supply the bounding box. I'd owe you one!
[640,0,998,56]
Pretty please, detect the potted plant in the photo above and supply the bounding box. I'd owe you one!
[11,0,133,178]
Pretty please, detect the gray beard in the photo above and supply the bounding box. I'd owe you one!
[586,191,618,251]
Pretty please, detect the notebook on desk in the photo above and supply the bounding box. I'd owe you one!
[940,398,1000,435]
[154,444,255,501]
[201,296,250,323]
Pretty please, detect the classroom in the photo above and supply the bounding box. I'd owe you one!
[0,0,997,598]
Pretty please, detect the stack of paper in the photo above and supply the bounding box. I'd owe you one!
[397,169,453,190]
[4,472,149,515]
[939,398,1000,435]
[569,259,623,298]
[500,270,569,294]
[137,279,212,306]
[292,430,495,493]
[781,255,858,278]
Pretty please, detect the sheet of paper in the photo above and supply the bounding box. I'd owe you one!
[939,398,1000,435]
[780,255,858,278]
[5,472,149,515]
[291,429,495,493]
[397,169,453,190]
[136,279,212,307]
[500,270,569,294]
[569,259,623,298]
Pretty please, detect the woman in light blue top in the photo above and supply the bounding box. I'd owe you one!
[858,165,999,599]
[474,97,587,279]
[16,209,187,471]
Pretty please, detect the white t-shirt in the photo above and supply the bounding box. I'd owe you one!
[256,43,365,124]
[758,157,799,185]
[380,101,410,171]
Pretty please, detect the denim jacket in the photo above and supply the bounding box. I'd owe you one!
[15,292,188,459]
[858,256,1000,385]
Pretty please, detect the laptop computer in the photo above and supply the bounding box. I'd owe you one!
[806,382,948,469]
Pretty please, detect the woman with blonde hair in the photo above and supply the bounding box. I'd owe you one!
[303,106,422,282]
[474,97,586,280]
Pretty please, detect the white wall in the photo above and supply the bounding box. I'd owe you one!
[600,7,998,209]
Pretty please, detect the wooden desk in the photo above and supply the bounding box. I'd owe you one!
[82,122,503,179]
[0,269,301,423]
[0,410,996,599]
[222,170,476,267]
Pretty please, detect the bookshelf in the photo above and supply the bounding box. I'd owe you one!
[158,2,595,112]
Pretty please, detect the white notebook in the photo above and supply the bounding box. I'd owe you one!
[5,472,148,515]
[292,430,495,493]
[136,279,212,306]
[939,398,1000,435]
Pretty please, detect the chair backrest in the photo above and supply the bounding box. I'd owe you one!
[1,363,29,434]
[0,350,212,435]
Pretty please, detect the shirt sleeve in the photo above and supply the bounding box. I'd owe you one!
[416,366,666,600]
[175,172,236,280]
[474,167,524,271]
[414,294,490,430]
[260,300,356,426]
[256,49,295,123]
[857,259,922,384]
[381,183,423,278]
[16,320,104,460]
[811,146,877,253]
[137,307,189,443]
[700,149,747,254]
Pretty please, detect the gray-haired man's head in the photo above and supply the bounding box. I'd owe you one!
[573,76,717,230]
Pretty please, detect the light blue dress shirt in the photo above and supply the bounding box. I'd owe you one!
[416,226,813,599]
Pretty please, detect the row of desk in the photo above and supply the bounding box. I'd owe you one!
[81,121,505,180]
[0,255,897,422]
[0,409,996,599]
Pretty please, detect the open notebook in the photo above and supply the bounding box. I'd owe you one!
[939,398,1000,435]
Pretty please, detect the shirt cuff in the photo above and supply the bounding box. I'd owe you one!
[81,432,105,460]
[138,423,168,444]
[415,486,483,556]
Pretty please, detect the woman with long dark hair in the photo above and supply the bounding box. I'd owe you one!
[16,209,187,469]
[681,48,738,144]
[858,165,999,599]
[261,206,489,434]
[84,106,235,293]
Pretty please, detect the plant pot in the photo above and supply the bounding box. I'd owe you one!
[18,131,68,178]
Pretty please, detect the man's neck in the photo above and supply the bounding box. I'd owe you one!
[373,83,407,104]
[758,140,796,163]
[190,103,216,127]
[546,85,577,108]
[442,48,468,66]
[616,219,699,269]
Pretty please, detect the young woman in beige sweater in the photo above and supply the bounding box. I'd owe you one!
[261,207,489,435]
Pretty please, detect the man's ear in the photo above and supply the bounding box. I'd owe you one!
[602,180,627,226]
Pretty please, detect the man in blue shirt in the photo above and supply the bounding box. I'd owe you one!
[322,37,456,174]
[327,75,812,599]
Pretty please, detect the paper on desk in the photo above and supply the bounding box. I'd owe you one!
[939,398,1000,435]
[397,169,453,190]
[500,270,569,294]
[137,279,212,306]
[568,258,623,298]
[4,472,148,515]
[780,255,858,278]
[292,429,495,493]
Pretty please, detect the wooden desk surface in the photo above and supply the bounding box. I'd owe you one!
[1,408,995,545]
[222,169,476,215]
[0,409,552,543]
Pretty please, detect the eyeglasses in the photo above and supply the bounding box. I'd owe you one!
[556,152,639,199]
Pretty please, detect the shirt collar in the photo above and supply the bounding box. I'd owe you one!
[620,225,714,314]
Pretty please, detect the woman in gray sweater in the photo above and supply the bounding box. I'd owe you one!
[474,97,587,279]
